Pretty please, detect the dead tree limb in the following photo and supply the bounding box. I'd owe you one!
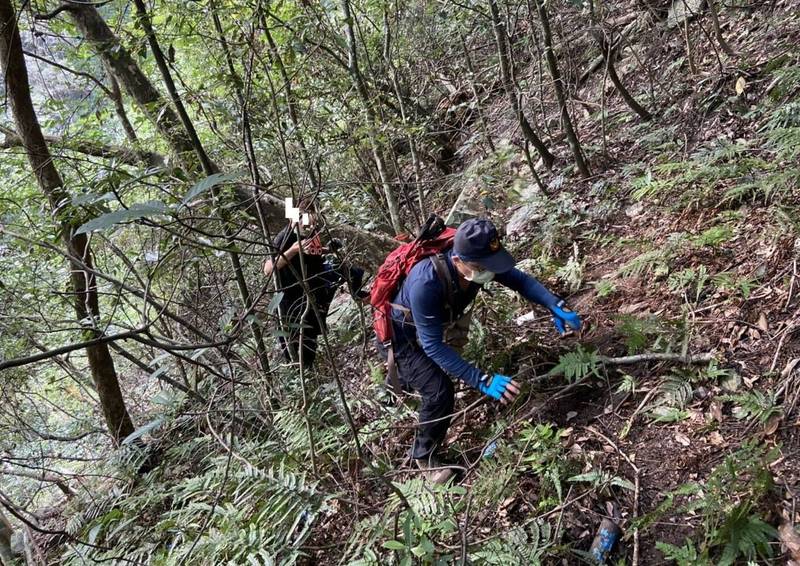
[598,352,715,365]
[531,0,591,177]
[0,125,165,167]
[488,0,555,171]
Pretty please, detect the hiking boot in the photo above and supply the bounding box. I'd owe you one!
[415,455,454,485]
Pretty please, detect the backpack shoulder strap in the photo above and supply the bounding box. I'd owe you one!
[430,253,457,322]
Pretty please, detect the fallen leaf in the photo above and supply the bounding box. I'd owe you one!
[735,76,747,95]
[744,375,760,388]
[720,372,742,392]
[779,522,800,561]
[782,358,800,379]
[757,312,769,332]
[566,411,578,421]
[675,432,691,446]
[708,431,725,446]
[764,414,782,435]
[710,401,724,422]
[619,301,648,314]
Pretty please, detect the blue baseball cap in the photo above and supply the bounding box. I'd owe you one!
[453,218,516,273]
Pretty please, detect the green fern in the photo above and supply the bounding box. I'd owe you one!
[547,346,600,382]
[766,126,800,159]
[617,373,637,394]
[765,102,800,129]
[346,480,464,563]
[568,469,635,492]
[647,373,693,423]
[616,315,664,354]
[715,504,777,566]
[555,255,584,293]
[767,65,800,100]
[719,390,781,424]
[470,521,553,565]
[656,539,710,565]
[616,248,672,279]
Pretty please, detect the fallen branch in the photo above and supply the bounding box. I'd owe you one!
[1,466,76,498]
[0,328,146,370]
[0,126,166,167]
[598,352,715,365]
[585,426,641,566]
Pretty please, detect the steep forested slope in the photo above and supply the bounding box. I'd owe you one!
[1,0,799,564]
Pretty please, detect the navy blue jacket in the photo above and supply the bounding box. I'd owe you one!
[390,248,559,388]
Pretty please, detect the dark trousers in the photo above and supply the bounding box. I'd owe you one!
[278,325,319,369]
[379,341,455,460]
[278,302,323,370]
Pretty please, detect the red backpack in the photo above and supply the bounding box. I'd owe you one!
[370,215,456,347]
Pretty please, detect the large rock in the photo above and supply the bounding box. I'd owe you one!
[666,0,706,28]
[445,179,489,226]
[446,144,548,230]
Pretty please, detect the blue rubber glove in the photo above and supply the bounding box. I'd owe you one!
[478,373,512,401]
[551,300,582,335]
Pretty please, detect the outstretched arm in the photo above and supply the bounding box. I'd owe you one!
[495,268,581,334]
[410,278,485,389]
[494,268,560,308]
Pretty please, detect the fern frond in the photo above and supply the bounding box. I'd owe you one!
[547,346,600,382]
[616,249,671,278]
[719,390,781,424]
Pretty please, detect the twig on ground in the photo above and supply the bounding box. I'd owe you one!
[786,258,797,310]
[598,352,715,365]
[771,307,800,372]
[460,492,473,565]
[586,426,641,566]
[620,387,659,440]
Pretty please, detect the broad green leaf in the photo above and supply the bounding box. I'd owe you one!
[382,540,406,550]
[610,477,636,491]
[72,191,114,206]
[267,291,285,314]
[75,201,170,234]
[649,406,689,423]
[88,524,102,545]
[568,471,602,484]
[121,417,164,445]
[181,172,240,206]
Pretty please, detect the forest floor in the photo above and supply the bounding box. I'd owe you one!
[308,1,800,563]
[26,0,800,564]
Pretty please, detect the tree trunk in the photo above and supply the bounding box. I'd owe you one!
[0,509,13,564]
[260,11,319,190]
[341,0,405,235]
[460,32,496,155]
[489,0,555,170]
[61,1,199,172]
[603,42,654,121]
[130,0,274,375]
[383,7,425,219]
[0,0,135,444]
[531,0,591,177]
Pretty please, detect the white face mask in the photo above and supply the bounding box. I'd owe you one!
[465,267,495,284]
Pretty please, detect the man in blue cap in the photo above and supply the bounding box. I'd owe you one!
[383,217,582,484]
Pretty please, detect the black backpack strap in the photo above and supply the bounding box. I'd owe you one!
[430,253,457,324]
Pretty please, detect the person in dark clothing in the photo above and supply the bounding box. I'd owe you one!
[263,200,365,370]
[382,218,582,483]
